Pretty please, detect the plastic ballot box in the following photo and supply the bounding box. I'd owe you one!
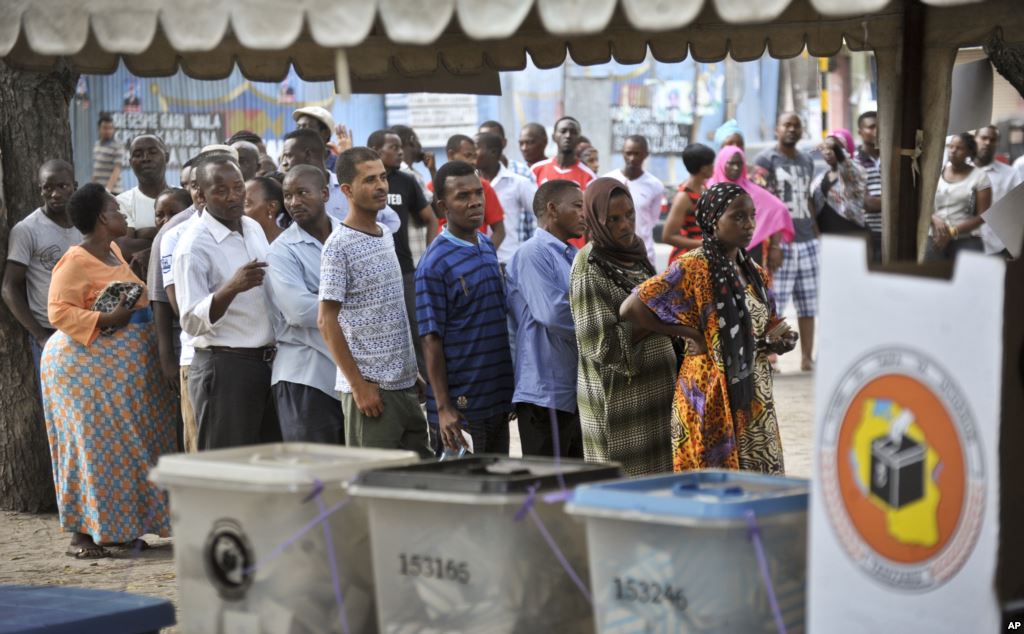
[150,443,419,634]
[350,455,622,633]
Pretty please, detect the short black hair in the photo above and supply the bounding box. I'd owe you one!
[129,134,166,152]
[227,130,263,146]
[195,154,241,190]
[479,120,505,138]
[336,147,382,185]
[533,179,580,217]
[476,132,503,155]
[68,183,113,234]
[39,159,75,181]
[367,129,397,151]
[249,175,284,212]
[554,116,581,131]
[625,135,649,152]
[389,124,416,146]
[682,144,716,174]
[857,111,877,127]
[957,132,978,158]
[446,134,474,155]
[284,128,324,156]
[284,163,327,189]
[432,160,477,203]
[157,187,193,210]
[523,122,548,139]
[97,113,113,127]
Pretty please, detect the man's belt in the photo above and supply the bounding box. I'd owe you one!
[203,346,277,363]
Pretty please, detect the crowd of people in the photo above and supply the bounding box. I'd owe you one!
[2,104,1017,559]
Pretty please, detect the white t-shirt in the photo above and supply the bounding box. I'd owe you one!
[6,208,82,329]
[603,168,665,263]
[977,161,1023,254]
[116,187,156,229]
[933,167,991,238]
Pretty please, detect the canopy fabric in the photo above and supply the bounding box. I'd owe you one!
[0,0,990,89]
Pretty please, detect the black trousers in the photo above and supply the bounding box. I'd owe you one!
[516,403,583,459]
[189,348,281,450]
[273,381,345,444]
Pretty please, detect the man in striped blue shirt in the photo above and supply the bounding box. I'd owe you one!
[416,160,514,455]
[856,111,883,262]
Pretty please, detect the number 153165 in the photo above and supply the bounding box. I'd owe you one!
[398,554,470,585]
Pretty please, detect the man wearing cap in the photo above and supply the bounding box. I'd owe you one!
[293,106,340,172]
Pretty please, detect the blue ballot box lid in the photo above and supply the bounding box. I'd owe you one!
[355,454,622,494]
[0,585,175,633]
[569,470,809,521]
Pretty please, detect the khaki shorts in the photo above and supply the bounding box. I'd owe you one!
[340,386,432,458]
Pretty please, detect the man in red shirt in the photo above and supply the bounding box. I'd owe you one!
[427,135,506,251]
[531,117,593,247]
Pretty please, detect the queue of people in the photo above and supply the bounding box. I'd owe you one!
[5,109,1017,560]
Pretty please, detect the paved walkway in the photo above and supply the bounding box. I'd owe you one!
[0,351,814,631]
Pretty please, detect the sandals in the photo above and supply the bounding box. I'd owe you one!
[66,544,110,559]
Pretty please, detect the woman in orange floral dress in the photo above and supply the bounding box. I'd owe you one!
[620,183,798,473]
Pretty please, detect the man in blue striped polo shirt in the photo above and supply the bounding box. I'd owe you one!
[416,160,514,455]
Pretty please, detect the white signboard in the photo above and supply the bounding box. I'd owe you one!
[386,93,479,149]
[809,237,1008,633]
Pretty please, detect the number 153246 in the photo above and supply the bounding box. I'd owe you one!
[613,576,687,610]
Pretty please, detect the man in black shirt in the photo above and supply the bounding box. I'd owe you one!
[367,129,437,375]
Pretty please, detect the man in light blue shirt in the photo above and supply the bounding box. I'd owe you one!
[266,165,344,443]
[506,179,586,457]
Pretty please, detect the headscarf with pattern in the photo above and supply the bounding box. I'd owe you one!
[697,182,770,418]
[583,177,652,269]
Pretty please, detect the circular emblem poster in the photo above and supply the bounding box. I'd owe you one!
[819,347,986,591]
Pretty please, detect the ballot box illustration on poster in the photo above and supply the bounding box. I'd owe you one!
[809,236,1023,634]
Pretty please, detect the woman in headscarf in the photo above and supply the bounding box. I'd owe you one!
[570,178,677,477]
[621,183,799,474]
[810,129,869,235]
[708,145,794,269]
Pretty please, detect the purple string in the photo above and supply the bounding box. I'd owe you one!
[547,407,567,491]
[243,497,351,575]
[745,510,787,634]
[119,488,161,592]
[314,492,351,634]
[514,483,592,604]
[528,507,592,604]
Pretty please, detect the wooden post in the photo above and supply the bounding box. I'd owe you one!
[894,0,926,260]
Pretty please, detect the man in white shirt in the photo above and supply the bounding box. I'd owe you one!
[476,132,537,264]
[479,120,533,178]
[116,134,167,273]
[172,154,281,449]
[974,125,1023,255]
[603,134,665,264]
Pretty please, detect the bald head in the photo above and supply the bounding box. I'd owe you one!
[519,122,548,165]
[231,140,260,180]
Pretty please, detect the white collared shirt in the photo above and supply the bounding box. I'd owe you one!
[172,213,276,349]
[489,164,538,263]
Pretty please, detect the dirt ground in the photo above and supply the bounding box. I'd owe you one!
[0,351,814,633]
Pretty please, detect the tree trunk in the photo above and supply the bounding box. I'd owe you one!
[0,59,78,512]
[986,34,1024,99]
